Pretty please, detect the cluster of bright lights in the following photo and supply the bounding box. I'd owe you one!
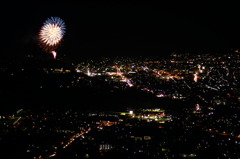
[193,73,198,82]
[39,17,66,49]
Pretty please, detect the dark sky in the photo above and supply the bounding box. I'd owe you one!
[1,1,240,59]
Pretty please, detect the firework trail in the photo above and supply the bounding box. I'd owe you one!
[50,51,57,59]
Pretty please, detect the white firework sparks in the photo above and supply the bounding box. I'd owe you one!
[39,17,66,50]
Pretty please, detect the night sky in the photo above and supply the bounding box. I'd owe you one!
[1,1,240,59]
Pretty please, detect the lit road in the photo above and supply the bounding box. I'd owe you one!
[35,120,118,159]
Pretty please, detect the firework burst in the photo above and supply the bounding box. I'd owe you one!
[39,17,66,52]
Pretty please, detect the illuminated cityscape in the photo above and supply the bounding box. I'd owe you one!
[1,52,240,158]
[1,1,240,159]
